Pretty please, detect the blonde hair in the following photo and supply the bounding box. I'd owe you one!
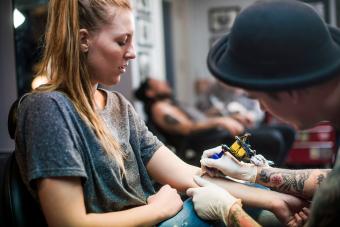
[36,0,132,172]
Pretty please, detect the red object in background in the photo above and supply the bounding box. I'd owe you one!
[265,113,337,167]
[285,122,337,166]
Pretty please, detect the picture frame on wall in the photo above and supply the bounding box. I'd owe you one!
[138,51,151,80]
[136,16,153,47]
[208,6,240,33]
[135,0,151,12]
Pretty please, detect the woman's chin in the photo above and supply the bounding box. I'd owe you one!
[102,76,121,87]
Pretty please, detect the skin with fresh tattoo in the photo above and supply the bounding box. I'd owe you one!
[256,167,331,199]
[227,204,261,227]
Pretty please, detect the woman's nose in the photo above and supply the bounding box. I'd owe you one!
[125,44,136,60]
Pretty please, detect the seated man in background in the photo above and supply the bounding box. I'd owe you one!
[134,78,243,164]
[195,78,264,127]
[134,78,295,166]
[134,78,245,137]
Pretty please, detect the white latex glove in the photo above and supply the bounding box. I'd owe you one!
[186,176,241,225]
[200,146,257,182]
[250,154,274,167]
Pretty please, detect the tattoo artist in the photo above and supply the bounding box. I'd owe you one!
[186,1,340,226]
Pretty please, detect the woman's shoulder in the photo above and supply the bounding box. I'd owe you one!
[23,90,70,104]
[20,91,74,113]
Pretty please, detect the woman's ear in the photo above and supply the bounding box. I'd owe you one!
[79,29,89,53]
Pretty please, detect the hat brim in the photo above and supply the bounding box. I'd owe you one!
[207,26,340,91]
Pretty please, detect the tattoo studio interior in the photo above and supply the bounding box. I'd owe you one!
[0,0,340,226]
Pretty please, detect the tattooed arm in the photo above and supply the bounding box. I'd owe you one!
[228,203,261,227]
[151,101,244,136]
[256,167,331,199]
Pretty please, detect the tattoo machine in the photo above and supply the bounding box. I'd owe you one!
[210,133,274,166]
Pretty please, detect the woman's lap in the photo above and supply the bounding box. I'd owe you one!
[157,183,269,227]
[157,198,220,227]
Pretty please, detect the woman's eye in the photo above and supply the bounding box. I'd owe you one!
[117,40,127,46]
[117,36,128,46]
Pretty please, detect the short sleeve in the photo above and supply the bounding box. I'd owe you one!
[17,94,87,186]
[127,103,163,165]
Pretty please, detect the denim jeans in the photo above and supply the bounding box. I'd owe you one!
[157,198,222,227]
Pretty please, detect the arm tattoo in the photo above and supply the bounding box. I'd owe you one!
[317,174,325,186]
[228,205,260,227]
[259,168,311,195]
[229,209,241,227]
[163,114,180,125]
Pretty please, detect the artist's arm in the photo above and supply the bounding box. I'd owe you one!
[151,102,244,136]
[228,203,261,227]
[255,167,331,199]
[37,177,182,227]
[200,147,331,200]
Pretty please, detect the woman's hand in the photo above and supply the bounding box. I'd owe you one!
[287,208,309,227]
[147,184,183,220]
[270,192,310,226]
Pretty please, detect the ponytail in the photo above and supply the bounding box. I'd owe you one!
[36,0,132,174]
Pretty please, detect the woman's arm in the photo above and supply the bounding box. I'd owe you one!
[37,177,183,227]
[147,145,201,192]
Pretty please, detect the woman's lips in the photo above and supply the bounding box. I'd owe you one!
[119,64,127,73]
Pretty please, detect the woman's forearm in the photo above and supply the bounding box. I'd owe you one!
[147,146,201,192]
[255,167,331,199]
[203,176,275,210]
[38,177,180,227]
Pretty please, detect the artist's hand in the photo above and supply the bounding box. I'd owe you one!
[186,176,241,224]
[201,146,257,182]
[147,184,183,220]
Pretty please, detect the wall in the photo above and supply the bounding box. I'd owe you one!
[171,0,256,105]
[0,0,17,153]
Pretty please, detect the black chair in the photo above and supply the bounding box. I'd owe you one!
[0,98,47,227]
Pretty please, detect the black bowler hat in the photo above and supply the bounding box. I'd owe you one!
[207,0,340,91]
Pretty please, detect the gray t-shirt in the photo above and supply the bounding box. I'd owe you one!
[15,90,163,213]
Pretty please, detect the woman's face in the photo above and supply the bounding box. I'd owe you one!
[86,7,135,86]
